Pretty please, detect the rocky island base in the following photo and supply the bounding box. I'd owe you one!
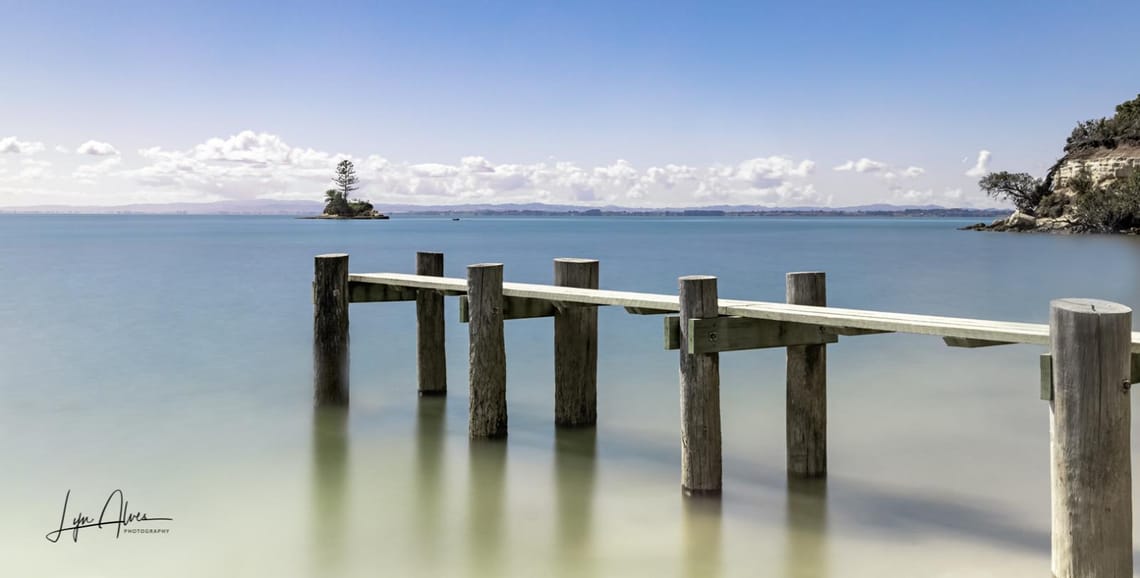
[300,213,390,220]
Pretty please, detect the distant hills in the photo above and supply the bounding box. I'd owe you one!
[0,199,1007,217]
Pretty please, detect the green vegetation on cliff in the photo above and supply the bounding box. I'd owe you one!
[1071,170,1140,233]
[1065,94,1140,153]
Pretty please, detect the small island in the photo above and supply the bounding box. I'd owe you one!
[966,94,1140,233]
[305,159,389,219]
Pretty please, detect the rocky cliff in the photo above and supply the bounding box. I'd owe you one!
[1047,144,1140,198]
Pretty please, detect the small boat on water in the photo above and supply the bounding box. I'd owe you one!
[452,217,461,221]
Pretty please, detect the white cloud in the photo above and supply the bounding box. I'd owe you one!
[2,130,833,207]
[357,155,824,206]
[0,137,45,155]
[409,163,460,178]
[76,140,120,156]
[107,131,824,207]
[834,158,888,173]
[7,159,52,182]
[898,188,944,203]
[74,157,123,183]
[734,156,815,183]
[834,157,924,181]
[125,133,339,196]
[965,150,991,177]
[891,187,974,207]
[54,145,70,154]
[187,130,338,167]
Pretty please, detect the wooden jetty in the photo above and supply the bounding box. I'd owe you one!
[313,252,1136,577]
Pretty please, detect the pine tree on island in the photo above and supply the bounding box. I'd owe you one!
[322,159,387,218]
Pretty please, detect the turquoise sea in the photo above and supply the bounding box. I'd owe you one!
[3,215,1140,577]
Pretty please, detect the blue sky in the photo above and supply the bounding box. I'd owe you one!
[1,0,1138,207]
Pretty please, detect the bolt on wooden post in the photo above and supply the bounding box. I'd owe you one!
[313,253,349,406]
[416,252,446,396]
[468,263,507,438]
[786,272,827,477]
[1049,298,1132,578]
[554,258,599,427]
[679,275,722,496]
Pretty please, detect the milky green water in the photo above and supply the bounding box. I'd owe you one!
[2,215,1140,577]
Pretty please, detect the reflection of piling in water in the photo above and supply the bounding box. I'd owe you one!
[783,478,829,578]
[414,397,447,568]
[682,496,723,578]
[311,407,349,574]
[554,428,597,577]
[467,440,507,578]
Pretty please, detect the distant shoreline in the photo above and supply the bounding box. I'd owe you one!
[0,208,1008,218]
[394,208,1008,218]
[0,201,1010,218]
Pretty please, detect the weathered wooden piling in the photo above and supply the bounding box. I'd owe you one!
[313,253,350,406]
[1049,298,1132,578]
[679,275,722,496]
[416,252,447,396]
[786,272,827,477]
[554,258,600,426]
[468,263,507,438]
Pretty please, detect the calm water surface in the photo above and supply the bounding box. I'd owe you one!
[3,215,1140,577]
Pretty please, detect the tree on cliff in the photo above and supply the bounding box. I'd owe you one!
[978,171,1045,214]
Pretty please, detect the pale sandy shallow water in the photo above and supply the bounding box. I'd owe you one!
[2,215,1139,577]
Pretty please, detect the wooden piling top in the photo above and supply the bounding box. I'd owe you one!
[1050,298,1131,315]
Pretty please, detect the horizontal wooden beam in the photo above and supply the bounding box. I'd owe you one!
[348,282,418,303]
[1041,351,1140,401]
[354,272,684,312]
[1133,352,1140,388]
[350,272,1140,352]
[459,295,559,322]
[664,316,837,353]
[943,336,1017,348]
[625,306,674,315]
[551,301,599,313]
[690,316,838,354]
[827,327,894,336]
[664,316,680,349]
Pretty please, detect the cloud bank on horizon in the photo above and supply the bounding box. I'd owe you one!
[0,130,1000,209]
